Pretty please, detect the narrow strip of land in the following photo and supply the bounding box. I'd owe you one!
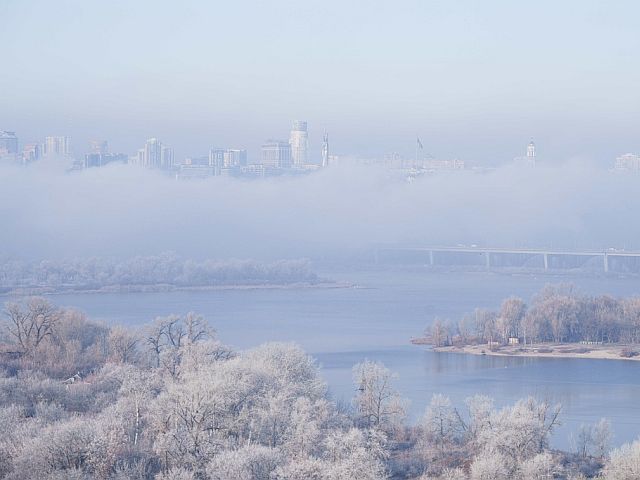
[417,342,640,362]
[1,281,350,296]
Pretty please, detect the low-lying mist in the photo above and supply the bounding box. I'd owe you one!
[1,158,638,262]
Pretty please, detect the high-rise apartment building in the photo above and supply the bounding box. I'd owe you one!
[208,148,247,175]
[223,149,247,168]
[0,131,18,156]
[44,136,70,156]
[143,138,162,168]
[289,120,308,167]
[261,141,292,168]
[22,144,40,163]
[136,138,173,169]
[526,140,536,167]
[209,148,225,174]
[161,145,174,170]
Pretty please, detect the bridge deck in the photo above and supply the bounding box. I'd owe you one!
[382,246,640,257]
[374,246,640,273]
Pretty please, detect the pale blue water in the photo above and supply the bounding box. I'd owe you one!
[7,269,640,449]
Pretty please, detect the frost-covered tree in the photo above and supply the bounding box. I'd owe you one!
[206,444,282,480]
[434,467,467,480]
[430,318,449,347]
[4,297,60,355]
[108,325,140,364]
[352,360,406,434]
[421,394,465,451]
[573,418,611,459]
[283,396,332,458]
[0,255,320,291]
[517,451,557,479]
[472,397,561,474]
[475,309,497,344]
[465,395,493,446]
[601,439,640,480]
[496,296,525,342]
[469,451,509,480]
[321,428,388,480]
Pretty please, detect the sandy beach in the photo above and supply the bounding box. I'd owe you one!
[412,341,640,362]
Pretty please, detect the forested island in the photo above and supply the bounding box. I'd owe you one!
[0,296,638,479]
[0,254,332,295]
[413,284,640,361]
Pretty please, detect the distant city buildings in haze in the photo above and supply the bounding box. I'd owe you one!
[135,138,174,170]
[614,153,640,171]
[424,158,465,171]
[161,145,174,170]
[513,139,537,168]
[261,141,292,169]
[222,149,247,169]
[527,140,536,167]
[83,139,130,169]
[178,156,215,179]
[383,152,403,168]
[89,140,109,154]
[321,132,329,167]
[84,153,128,168]
[0,130,18,160]
[19,124,640,182]
[208,149,225,176]
[289,120,309,167]
[378,146,465,174]
[22,143,40,163]
[205,148,247,176]
[1,120,333,178]
[44,136,71,157]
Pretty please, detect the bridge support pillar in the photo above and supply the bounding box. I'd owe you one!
[543,253,549,271]
[429,250,434,266]
[485,252,491,270]
[604,254,609,273]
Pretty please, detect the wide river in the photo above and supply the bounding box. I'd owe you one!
[17,268,640,449]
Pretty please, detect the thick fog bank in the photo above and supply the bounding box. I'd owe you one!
[1,160,638,261]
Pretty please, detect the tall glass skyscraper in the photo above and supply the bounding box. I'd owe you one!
[289,120,308,167]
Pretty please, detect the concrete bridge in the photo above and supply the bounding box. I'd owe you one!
[374,246,640,274]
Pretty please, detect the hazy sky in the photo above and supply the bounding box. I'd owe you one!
[1,0,639,163]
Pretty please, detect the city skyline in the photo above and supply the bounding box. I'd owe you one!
[5,124,640,177]
[2,118,639,169]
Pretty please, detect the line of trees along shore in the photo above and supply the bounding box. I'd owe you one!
[1,297,639,479]
[0,254,321,292]
[428,284,640,348]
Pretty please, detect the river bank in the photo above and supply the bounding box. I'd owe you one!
[412,341,640,362]
[0,281,352,297]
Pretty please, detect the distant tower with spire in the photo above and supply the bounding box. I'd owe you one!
[321,131,329,167]
[526,139,536,167]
